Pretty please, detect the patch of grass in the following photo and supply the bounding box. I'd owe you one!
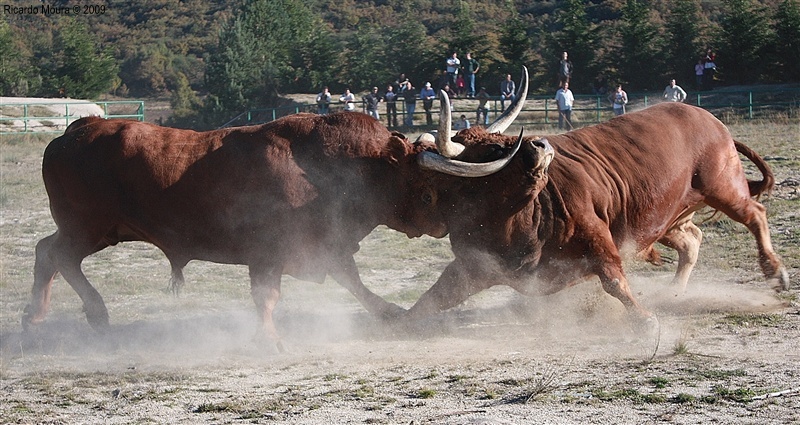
[712,385,756,403]
[673,339,689,356]
[719,313,785,328]
[649,377,670,389]
[670,393,696,404]
[416,387,436,399]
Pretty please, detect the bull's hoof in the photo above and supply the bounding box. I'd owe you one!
[771,267,790,292]
[21,304,45,332]
[83,305,110,333]
[377,302,407,321]
[631,312,660,339]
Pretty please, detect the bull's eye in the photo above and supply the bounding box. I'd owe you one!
[422,193,433,205]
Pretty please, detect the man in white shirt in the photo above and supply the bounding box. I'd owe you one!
[446,52,460,89]
[554,82,574,130]
[663,79,687,102]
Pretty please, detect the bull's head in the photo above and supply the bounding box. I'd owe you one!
[416,66,554,179]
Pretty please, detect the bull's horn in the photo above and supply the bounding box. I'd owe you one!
[486,66,529,134]
[418,128,525,177]
[434,90,465,158]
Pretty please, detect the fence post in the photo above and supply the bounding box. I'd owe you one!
[544,99,550,125]
[749,91,753,119]
[596,96,601,123]
[65,103,70,128]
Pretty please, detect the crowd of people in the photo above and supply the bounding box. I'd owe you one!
[315,50,490,129]
[315,48,708,131]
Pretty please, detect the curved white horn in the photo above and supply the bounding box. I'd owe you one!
[486,66,529,134]
[434,90,464,158]
[418,128,525,177]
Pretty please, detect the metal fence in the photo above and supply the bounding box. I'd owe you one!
[0,100,145,134]
[222,87,800,130]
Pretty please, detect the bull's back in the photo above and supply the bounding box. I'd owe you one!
[545,103,736,246]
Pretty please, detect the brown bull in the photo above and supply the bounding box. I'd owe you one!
[25,96,528,348]
[411,89,789,327]
[25,114,437,348]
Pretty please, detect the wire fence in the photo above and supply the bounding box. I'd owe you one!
[221,87,800,130]
[0,100,145,134]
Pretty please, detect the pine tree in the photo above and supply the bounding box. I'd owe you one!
[775,0,800,80]
[48,20,118,99]
[664,0,706,88]
[546,0,601,92]
[717,0,774,84]
[203,0,316,122]
[617,0,665,91]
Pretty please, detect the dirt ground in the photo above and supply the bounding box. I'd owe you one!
[1,122,798,424]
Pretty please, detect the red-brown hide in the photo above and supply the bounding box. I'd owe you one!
[25,113,444,347]
[408,102,788,325]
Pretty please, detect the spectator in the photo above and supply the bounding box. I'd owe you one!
[476,87,490,126]
[455,74,466,97]
[464,52,480,98]
[420,82,437,125]
[340,89,355,111]
[446,52,461,89]
[401,81,417,127]
[315,86,331,115]
[363,86,381,120]
[436,69,449,92]
[694,58,705,90]
[384,84,398,128]
[663,79,687,102]
[609,84,628,115]
[500,73,516,111]
[558,51,574,86]
[703,49,717,90]
[454,114,470,131]
[554,82,574,130]
[592,75,608,96]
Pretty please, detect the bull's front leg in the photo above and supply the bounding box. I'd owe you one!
[248,264,284,352]
[405,258,495,320]
[587,235,658,334]
[329,255,405,319]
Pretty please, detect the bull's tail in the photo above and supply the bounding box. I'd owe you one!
[735,140,775,199]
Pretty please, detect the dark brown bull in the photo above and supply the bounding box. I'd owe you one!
[410,87,790,327]
[25,114,438,348]
[25,99,527,348]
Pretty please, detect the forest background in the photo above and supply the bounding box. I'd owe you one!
[2,0,799,129]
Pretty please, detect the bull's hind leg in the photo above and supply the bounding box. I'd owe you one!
[708,198,789,291]
[25,231,110,330]
[657,214,703,294]
[249,263,285,352]
[23,233,60,329]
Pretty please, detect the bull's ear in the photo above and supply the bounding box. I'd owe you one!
[384,135,413,165]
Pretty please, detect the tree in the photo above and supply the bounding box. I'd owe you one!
[545,0,601,93]
[615,0,665,91]
[447,2,482,56]
[47,20,118,98]
[499,9,532,81]
[203,0,316,122]
[664,0,706,88]
[340,24,389,91]
[383,18,439,87]
[775,0,800,81]
[717,0,775,84]
[0,20,40,96]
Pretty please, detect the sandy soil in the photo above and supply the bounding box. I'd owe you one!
[1,121,798,424]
